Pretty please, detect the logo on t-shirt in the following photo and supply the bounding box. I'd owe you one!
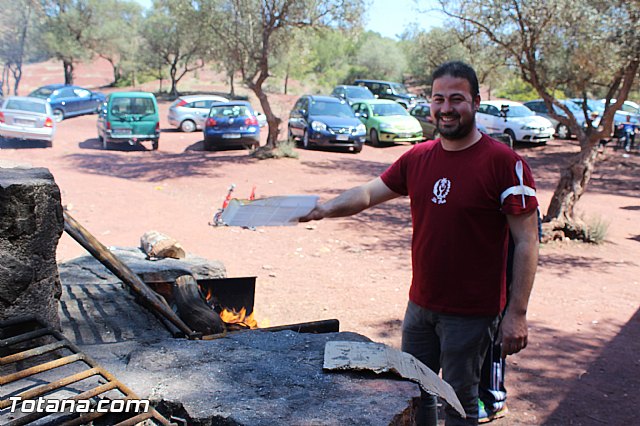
[432,177,451,204]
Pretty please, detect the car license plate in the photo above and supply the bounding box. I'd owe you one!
[112,128,131,135]
[222,133,241,139]
[399,133,412,138]
[336,134,350,141]
[15,119,35,127]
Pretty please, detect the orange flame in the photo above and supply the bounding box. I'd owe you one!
[220,307,258,329]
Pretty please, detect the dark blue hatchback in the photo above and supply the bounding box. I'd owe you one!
[288,95,366,153]
[29,84,106,122]
[203,101,261,151]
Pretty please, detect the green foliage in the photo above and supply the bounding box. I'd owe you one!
[495,78,541,102]
[401,26,469,86]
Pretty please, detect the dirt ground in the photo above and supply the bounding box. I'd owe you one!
[2,61,639,425]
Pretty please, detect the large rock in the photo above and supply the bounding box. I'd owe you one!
[58,246,227,285]
[0,166,63,329]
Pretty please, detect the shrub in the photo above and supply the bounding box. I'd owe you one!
[250,139,299,160]
[584,215,610,244]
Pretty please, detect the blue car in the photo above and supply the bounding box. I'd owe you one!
[29,84,106,122]
[203,101,261,151]
[288,95,366,153]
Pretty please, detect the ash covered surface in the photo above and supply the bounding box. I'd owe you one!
[57,251,420,425]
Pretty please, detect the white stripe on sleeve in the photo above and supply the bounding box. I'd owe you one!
[500,185,536,205]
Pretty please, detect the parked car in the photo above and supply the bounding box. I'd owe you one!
[523,99,587,139]
[97,92,160,150]
[288,95,366,153]
[476,100,554,145]
[353,79,421,110]
[167,94,228,132]
[351,99,422,146]
[29,84,105,122]
[603,99,640,115]
[331,85,375,105]
[203,101,261,151]
[409,103,438,140]
[0,96,55,144]
[569,98,635,130]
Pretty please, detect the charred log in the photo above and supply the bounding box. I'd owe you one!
[173,275,225,335]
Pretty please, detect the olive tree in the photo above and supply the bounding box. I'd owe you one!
[197,0,364,149]
[38,0,98,84]
[0,0,42,95]
[440,0,640,238]
[89,0,143,86]
[141,0,207,96]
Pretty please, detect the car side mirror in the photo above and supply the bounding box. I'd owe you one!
[385,89,393,95]
[299,109,306,116]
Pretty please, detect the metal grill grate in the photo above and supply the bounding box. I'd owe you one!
[0,316,175,426]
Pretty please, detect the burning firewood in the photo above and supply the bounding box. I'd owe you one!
[141,230,186,259]
[173,275,225,335]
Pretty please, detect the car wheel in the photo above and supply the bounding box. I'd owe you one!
[504,129,516,148]
[370,128,381,147]
[152,140,159,151]
[303,130,310,149]
[53,109,64,123]
[204,139,213,151]
[288,127,298,145]
[353,145,363,154]
[180,120,196,133]
[101,136,109,150]
[556,124,570,139]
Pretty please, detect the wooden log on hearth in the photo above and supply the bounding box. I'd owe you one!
[174,275,225,335]
[140,231,186,259]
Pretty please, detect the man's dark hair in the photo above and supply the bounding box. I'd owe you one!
[432,61,479,98]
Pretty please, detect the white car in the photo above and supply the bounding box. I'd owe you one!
[476,100,554,144]
[167,94,229,132]
[0,96,55,144]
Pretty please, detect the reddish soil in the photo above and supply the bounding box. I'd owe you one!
[2,61,639,425]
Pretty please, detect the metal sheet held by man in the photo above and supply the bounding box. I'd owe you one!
[323,340,465,417]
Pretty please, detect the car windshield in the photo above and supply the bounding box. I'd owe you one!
[504,105,534,117]
[110,97,155,115]
[345,87,374,99]
[210,105,252,118]
[371,103,408,117]
[5,99,46,113]
[390,83,409,95]
[29,87,55,99]
[309,101,354,117]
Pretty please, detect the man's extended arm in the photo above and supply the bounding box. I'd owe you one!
[502,210,539,357]
[299,177,401,221]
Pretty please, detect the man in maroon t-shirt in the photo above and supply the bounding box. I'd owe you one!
[300,61,539,425]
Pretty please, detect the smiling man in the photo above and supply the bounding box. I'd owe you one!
[300,61,539,425]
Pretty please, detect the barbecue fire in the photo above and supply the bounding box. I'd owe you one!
[201,285,258,330]
[220,307,258,329]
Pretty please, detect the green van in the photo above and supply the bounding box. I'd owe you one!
[97,91,160,150]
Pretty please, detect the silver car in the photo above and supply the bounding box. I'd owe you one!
[168,94,229,132]
[0,96,55,143]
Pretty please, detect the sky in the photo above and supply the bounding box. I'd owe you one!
[364,0,446,39]
[135,0,446,40]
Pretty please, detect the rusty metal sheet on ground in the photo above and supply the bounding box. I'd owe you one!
[323,340,465,417]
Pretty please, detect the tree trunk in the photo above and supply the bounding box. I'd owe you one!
[169,63,178,96]
[63,60,74,85]
[229,72,235,97]
[284,65,289,95]
[544,134,601,224]
[11,65,22,96]
[251,72,280,149]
